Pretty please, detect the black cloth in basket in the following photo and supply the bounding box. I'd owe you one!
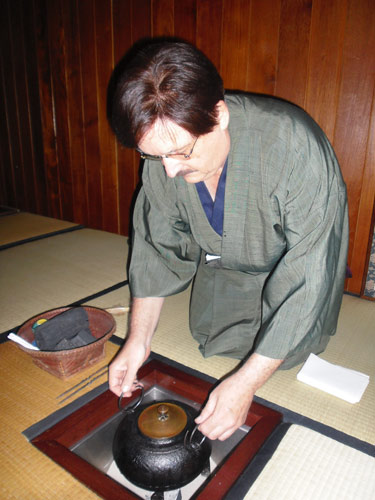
[34,307,96,350]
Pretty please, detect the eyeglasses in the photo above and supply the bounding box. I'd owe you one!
[137,137,198,161]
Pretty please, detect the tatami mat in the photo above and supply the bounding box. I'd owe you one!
[244,425,375,500]
[0,341,120,500]
[255,294,375,445]
[1,214,374,498]
[0,228,129,333]
[0,212,79,246]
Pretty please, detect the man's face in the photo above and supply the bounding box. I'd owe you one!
[137,101,230,184]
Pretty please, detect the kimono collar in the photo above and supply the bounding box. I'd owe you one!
[220,97,253,268]
[184,97,254,267]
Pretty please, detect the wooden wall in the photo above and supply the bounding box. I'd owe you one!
[1,0,374,296]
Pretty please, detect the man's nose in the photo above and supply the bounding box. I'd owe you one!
[162,158,182,178]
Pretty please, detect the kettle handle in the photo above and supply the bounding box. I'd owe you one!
[118,383,144,413]
[184,424,207,449]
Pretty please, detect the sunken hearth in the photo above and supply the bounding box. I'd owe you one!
[72,385,249,499]
[30,359,282,499]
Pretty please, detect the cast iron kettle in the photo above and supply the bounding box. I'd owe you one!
[113,386,212,492]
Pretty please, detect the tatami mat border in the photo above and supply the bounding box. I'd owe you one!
[0,206,19,216]
[68,280,129,306]
[225,423,292,500]
[0,224,85,250]
[253,395,375,457]
[0,280,129,343]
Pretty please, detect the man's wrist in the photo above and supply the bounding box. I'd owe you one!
[238,353,284,392]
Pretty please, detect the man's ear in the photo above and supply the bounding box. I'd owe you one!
[216,100,230,130]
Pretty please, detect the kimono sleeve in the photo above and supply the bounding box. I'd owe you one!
[254,144,349,364]
[129,170,201,298]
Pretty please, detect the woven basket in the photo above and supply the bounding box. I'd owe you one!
[16,306,116,379]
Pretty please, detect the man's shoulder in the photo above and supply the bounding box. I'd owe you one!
[225,91,328,146]
[225,91,306,122]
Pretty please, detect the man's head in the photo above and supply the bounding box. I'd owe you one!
[109,40,225,149]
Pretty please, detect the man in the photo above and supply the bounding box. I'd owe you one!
[108,40,349,441]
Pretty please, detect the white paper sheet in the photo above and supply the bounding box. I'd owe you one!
[8,332,39,350]
[297,353,370,403]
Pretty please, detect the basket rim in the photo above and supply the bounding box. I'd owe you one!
[15,305,116,356]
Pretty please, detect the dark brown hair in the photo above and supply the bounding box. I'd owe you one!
[108,39,224,148]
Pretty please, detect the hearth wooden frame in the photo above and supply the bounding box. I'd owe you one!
[31,359,282,499]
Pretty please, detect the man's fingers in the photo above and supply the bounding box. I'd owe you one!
[217,427,237,441]
[120,367,140,396]
[108,340,150,397]
[195,395,217,425]
[109,367,126,395]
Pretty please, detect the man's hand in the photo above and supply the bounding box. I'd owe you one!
[108,296,165,397]
[195,353,283,440]
[195,372,254,441]
[109,339,150,397]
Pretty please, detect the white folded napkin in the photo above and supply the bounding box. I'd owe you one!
[297,353,370,403]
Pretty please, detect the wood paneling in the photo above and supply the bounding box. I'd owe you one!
[221,0,252,90]
[246,0,281,94]
[275,0,311,107]
[63,0,88,227]
[34,0,61,218]
[174,0,197,44]
[331,0,375,294]
[305,0,347,140]
[1,0,374,296]
[1,0,24,209]
[152,0,175,37]
[196,1,222,71]
[78,0,103,230]
[23,0,49,215]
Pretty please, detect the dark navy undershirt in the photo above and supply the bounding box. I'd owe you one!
[195,158,227,236]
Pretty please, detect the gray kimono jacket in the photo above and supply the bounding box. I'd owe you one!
[129,93,349,369]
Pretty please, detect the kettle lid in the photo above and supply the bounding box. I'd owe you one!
[138,402,188,439]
